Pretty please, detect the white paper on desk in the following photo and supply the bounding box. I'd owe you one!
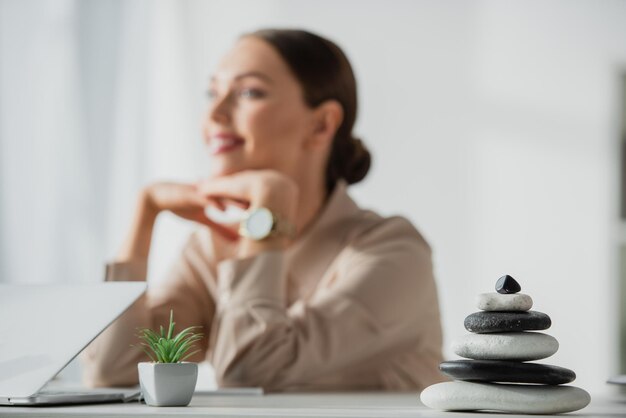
[608,375,626,384]
[195,388,264,396]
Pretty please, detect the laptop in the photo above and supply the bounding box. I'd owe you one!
[0,282,146,405]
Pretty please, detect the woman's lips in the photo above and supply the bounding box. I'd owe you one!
[207,133,245,155]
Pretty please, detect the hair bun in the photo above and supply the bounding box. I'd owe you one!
[341,136,371,185]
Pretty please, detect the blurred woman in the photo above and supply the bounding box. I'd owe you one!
[82,29,444,392]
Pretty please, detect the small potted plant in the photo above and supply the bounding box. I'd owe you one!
[135,310,203,407]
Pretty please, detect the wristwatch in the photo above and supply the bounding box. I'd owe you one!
[239,207,295,241]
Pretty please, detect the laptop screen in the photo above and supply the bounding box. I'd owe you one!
[0,283,146,399]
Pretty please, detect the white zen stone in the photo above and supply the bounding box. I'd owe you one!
[452,332,558,361]
[420,381,591,414]
[477,292,533,311]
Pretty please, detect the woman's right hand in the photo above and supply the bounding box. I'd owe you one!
[117,183,240,263]
[143,182,240,241]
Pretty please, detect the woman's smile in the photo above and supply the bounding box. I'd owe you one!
[206,132,245,155]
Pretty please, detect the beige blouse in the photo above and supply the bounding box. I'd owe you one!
[81,181,445,392]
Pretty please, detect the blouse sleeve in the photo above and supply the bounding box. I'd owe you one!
[81,231,216,387]
[210,216,443,391]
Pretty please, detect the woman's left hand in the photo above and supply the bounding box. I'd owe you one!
[197,170,299,258]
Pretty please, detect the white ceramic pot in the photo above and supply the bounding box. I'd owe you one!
[138,362,198,407]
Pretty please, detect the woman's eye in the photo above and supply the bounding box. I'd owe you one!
[206,88,266,101]
[238,88,266,99]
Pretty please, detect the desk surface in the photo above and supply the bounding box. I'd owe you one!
[0,392,623,418]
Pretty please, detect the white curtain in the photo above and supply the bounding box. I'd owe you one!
[0,0,216,285]
[0,0,224,386]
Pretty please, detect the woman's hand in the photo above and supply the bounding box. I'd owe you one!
[117,182,240,264]
[143,182,240,241]
[117,171,297,264]
[197,170,299,258]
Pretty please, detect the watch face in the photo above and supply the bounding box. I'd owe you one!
[244,208,274,240]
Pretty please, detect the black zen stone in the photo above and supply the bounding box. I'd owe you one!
[496,275,521,294]
[440,360,576,385]
[464,311,551,333]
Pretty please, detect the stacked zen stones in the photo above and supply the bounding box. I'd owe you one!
[421,275,591,414]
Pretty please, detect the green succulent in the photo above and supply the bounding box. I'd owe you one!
[135,310,203,363]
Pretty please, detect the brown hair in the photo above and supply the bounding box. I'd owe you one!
[248,29,371,193]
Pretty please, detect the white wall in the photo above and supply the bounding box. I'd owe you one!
[2,0,625,395]
[463,1,625,396]
[179,0,626,394]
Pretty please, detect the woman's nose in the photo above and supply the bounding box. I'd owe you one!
[208,92,233,124]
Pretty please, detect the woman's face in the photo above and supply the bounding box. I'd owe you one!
[203,36,315,178]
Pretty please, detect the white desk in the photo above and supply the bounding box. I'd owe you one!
[0,392,623,418]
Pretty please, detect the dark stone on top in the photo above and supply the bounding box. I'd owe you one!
[464,311,551,333]
[440,360,575,385]
[496,275,521,294]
